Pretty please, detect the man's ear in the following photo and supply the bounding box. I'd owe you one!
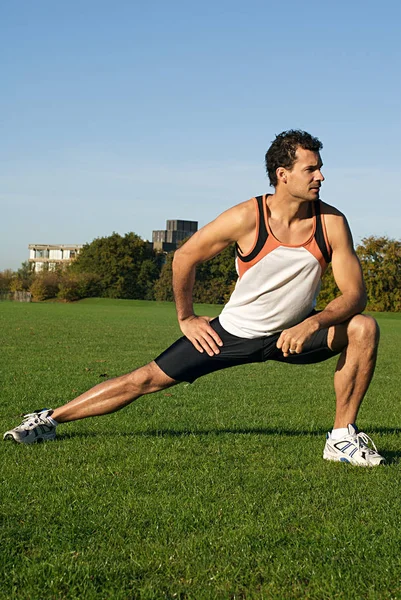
[276,167,287,184]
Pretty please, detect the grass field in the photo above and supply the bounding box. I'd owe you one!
[1,299,401,600]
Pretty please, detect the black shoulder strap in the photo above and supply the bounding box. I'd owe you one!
[314,201,331,264]
[237,195,269,263]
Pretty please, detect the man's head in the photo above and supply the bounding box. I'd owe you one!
[265,130,323,188]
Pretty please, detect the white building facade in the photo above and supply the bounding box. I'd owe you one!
[29,244,83,272]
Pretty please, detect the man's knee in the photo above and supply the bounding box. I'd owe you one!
[347,314,380,347]
[329,314,380,352]
[126,361,177,395]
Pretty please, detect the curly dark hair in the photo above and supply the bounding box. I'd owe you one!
[265,130,323,187]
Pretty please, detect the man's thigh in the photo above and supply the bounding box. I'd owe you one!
[266,327,340,365]
[327,321,349,353]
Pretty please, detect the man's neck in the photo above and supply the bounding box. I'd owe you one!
[267,191,312,226]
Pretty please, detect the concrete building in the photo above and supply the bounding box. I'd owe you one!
[29,244,83,272]
[152,220,198,252]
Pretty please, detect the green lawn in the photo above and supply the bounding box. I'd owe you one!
[1,299,401,599]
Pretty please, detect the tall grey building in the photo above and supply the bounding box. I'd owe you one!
[152,220,198,252]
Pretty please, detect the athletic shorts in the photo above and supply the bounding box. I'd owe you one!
[154,316,340,383]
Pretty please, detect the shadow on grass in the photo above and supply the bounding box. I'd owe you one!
[379,451,401,465]
[369,427,401,436]
[57,425,401,440]
[55,426,401,464]
[57,427,328,441]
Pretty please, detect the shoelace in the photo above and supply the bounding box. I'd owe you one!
[20,412,44,427]
[356,431,379,455]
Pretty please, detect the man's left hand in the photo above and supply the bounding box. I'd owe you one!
[276,319,320,357]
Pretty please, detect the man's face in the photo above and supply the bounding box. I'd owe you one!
[284,147,324,201]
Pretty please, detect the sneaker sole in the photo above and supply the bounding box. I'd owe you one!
[3,432,56,444]
[323,451,385,466]
[323,453,351,464]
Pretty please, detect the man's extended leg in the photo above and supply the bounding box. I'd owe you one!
[3,362,177,443]
[324,314,384,466]
[53,362,176,422]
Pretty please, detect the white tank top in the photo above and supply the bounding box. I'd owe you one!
[219,195,332,339]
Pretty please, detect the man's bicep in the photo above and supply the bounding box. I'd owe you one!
[179,224,232,262]
[331,249,365,295]
[330,216,365,296]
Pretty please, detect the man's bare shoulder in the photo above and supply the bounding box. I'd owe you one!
[214,197,257,236]
[183,197,257,253]
[228,197,256,222]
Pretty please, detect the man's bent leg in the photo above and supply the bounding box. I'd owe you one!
[328,314,380,429]
[323,314,384,466]
[52,361,177,423]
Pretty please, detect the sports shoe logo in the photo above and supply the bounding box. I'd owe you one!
[333,440,359,458]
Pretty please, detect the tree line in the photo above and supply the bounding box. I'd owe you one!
[1,233,400,311]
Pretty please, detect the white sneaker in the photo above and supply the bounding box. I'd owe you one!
[323,424,385,466]
[3,409,57,444]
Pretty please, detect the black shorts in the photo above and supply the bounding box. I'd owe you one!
[154,317,339,383]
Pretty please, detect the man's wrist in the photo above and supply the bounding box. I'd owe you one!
[178,314,196,324]
[311,309,345,331]
[308,313,324,331]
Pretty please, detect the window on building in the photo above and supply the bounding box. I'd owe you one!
[35,249,49,258]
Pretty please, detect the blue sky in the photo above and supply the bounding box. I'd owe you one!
[2,0,400,270]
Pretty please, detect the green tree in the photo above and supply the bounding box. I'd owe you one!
[137,259,161,301]
[29,272,61,301]
[70,232,161,299]
[357,236,401,312]
[317,236,401,312]
[10,262,34,292]
[0,269,13,295]
[193,244,237,304]
[57,272,102,302]
[154,243,237,305]
[316,264,339,310]
[153,252,174,302]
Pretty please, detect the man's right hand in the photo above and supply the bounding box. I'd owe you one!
[179,316,223,356]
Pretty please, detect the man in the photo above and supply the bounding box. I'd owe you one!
[4,130,385,466]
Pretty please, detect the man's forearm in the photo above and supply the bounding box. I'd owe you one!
[172,256,197,322]
[312,292,367,330]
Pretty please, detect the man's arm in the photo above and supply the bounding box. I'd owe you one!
[277,210,366,357]
[173,201,254,356]
[312,210,367,327]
